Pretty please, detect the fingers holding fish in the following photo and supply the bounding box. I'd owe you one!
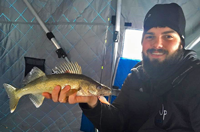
[68,91,79,104]
[43,85,99,108]
[59,85,71,103]
[52,85,61,102]
[68,93,98,108]
[42,92,52,99]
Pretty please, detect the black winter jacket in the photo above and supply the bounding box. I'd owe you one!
[80,50,200,132]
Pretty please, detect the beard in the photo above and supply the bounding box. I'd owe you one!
[142,45,184,79]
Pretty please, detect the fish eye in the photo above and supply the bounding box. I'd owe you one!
[97,85,102,89]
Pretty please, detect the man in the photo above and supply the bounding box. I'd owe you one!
[43,3,200,132]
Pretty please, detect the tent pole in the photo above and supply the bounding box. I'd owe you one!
[108,0,122,103]
[23,0,70,62]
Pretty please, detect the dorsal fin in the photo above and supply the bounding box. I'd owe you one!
[23,67,46,84]
[52,62,82,74]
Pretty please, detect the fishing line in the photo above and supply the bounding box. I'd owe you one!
[96,18,109,132]
[100,102,103,131]
[99,19,109,84]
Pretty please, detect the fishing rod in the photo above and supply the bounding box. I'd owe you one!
[23,0,70,62]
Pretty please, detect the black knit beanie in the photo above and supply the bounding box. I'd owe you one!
[143,3,186,47]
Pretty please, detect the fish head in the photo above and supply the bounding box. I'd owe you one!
[88,83,111,96]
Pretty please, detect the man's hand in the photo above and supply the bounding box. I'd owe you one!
[42,85,98,108]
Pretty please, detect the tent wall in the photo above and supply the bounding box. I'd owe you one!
[0,0,115,131]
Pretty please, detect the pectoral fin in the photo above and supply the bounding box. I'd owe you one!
[29,94,45,108]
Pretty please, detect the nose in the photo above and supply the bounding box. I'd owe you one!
[152,37,163,49]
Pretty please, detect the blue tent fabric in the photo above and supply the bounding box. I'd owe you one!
[114,57,140,89]
[80,57,140,132]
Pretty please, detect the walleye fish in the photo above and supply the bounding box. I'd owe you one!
[3,62,111,113]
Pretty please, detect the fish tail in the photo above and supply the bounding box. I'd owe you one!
[3,83,19,113]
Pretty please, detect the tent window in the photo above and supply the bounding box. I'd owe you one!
[122,29,143,60]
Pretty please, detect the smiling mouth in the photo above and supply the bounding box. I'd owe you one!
[147,49,168,56]
[151,52,165,55]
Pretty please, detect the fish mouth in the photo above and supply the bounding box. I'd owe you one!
[100,88,112,96]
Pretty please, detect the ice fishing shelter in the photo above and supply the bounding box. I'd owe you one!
[0,0,200,131]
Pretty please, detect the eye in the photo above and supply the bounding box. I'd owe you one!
[164,35,173,39]
[97,85,102,89]
[145,35,154,40]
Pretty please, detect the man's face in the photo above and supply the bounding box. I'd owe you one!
[142,27,184,77]
[142,27,182,63]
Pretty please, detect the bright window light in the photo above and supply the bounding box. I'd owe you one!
[122,29,143,60]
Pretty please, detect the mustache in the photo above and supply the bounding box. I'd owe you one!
[147,49,168,54]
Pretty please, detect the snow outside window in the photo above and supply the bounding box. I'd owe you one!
[122,29,143,60]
